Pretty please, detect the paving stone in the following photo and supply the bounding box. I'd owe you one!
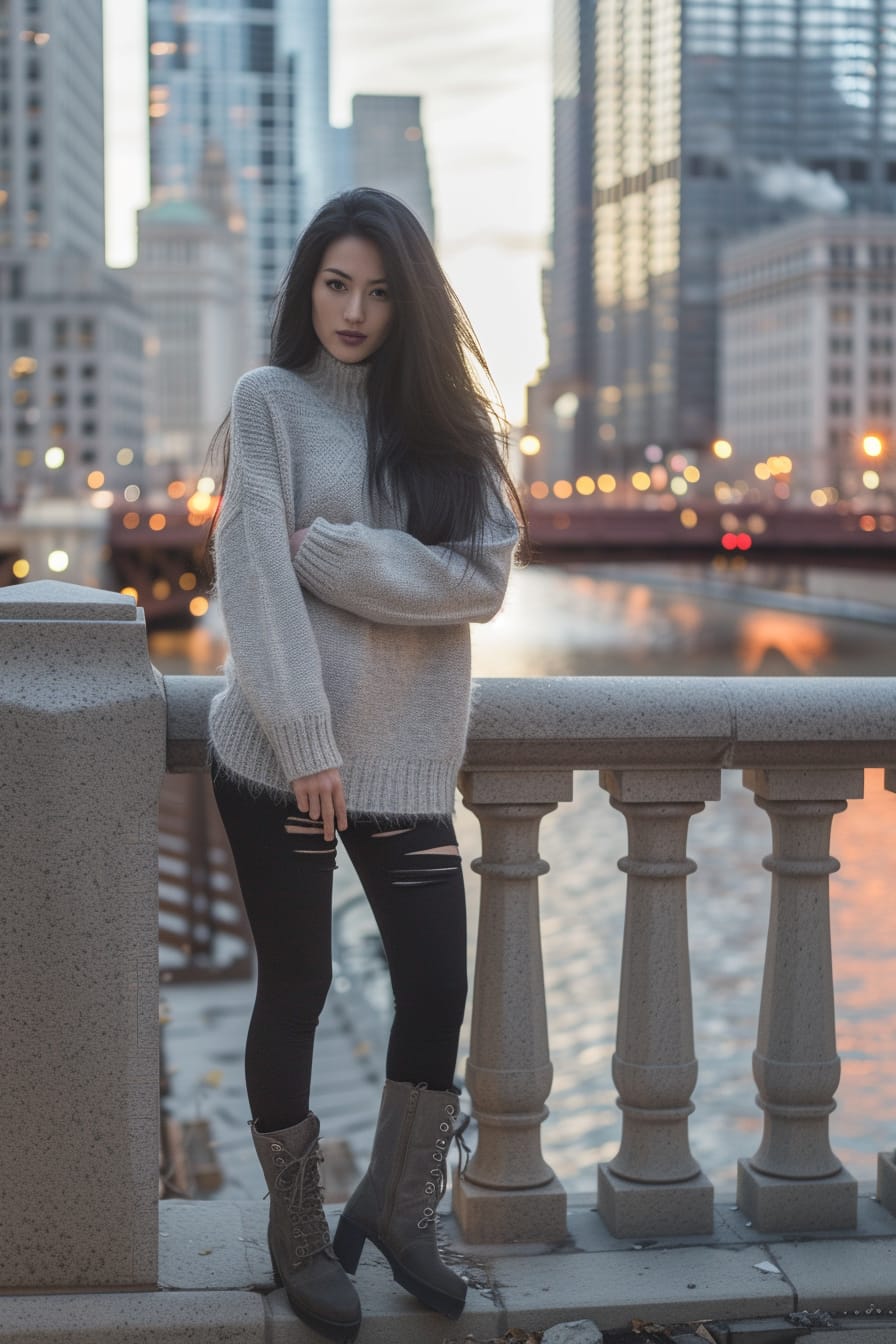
[772,1238,896,1312]
[159,1200,255,1289]
[0,1291,264,1342]
[493,1244,795,1332]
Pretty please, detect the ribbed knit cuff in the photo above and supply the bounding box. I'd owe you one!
[292,518,352,593]
[265,711,343,783]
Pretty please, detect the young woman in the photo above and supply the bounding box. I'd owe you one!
[201,187,526,1342]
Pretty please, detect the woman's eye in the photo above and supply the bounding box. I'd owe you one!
[326,279,345,291]
[372,288,389,300]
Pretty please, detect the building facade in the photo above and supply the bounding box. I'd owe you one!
[719,212,896,507]
[593,0,896,476]
[349,94,435,242]
[146,0,332,365]
[0,0,144,513]
[526,0,597,485]
[130,144,251,491]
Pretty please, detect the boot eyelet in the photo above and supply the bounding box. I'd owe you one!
[437,1138,447,1147]
[445,1104,455,1114]
[432,1151,443,1161]
[439,1122,450,1132]
[423,1206,434,1217]
[417,1218,428,1229]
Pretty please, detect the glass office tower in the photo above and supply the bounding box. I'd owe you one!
[594,0,896,465]
[147,0,333,365]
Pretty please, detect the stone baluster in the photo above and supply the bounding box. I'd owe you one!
[452,768,572,1243]
[597,768,719,1237]
[0,581,165,1289]
[879,767,896,1213]
[738,767,863,1232]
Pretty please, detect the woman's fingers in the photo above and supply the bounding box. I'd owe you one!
[333,777,348,833]
[291,769,346,843]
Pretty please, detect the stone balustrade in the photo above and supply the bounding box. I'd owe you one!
[3,581,896,1305]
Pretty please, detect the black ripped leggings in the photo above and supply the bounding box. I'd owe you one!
[209,747,468,1132]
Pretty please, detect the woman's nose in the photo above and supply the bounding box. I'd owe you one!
[344,291,365,322]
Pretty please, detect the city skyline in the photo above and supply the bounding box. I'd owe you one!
[104,0,553,424]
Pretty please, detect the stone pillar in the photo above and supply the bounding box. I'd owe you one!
[738,767,862,1233]
[452,768,572,1243]
[597,768,719,1238]
[876,769,896,1215]
[0,580,166,1289]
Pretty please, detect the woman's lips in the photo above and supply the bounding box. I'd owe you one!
[337,331,366,345]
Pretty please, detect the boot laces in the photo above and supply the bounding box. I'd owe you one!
[418,1099,472,1231]
[273,1146,333,1266]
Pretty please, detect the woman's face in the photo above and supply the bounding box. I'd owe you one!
[311,235,393,364]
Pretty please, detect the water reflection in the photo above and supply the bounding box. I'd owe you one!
[738,609,831,675]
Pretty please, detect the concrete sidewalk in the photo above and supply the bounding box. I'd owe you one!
[4,1189,896,1341]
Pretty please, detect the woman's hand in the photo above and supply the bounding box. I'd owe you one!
[290,767,347,841]
[289,527,310,558]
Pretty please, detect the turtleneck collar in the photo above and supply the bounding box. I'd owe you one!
[299,343,370,410]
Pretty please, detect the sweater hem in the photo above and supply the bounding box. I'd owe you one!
[208,692,461,817]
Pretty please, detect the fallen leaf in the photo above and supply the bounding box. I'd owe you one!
[197,1248,214,1256]
[753,1259,782,1275]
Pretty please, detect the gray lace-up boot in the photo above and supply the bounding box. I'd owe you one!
[332,1080,467,1319]
[250,1112,362,1342]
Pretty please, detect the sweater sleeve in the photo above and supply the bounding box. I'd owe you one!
[213,373,343,780]
[291,480,520,627]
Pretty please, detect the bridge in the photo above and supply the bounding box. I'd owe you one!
[528,501,896,569]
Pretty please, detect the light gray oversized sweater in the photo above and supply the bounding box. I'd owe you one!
[206,346,520,819]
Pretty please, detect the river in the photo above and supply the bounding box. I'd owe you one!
[151,561,896,1194]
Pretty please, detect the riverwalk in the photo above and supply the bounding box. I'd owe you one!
[151,951,896,1343]
[7,582,896,1343]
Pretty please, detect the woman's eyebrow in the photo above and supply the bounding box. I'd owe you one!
[323,266,388,284]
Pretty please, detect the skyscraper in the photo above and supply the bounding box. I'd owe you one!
[0,0,145,512]
[350,94,435,242]
[594,0,896,468]
[146,0,333,365]
[526,0,596,483]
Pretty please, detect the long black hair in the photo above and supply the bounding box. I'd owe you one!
[199,187,528,585]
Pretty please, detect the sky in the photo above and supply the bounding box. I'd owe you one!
[104,0,553,424]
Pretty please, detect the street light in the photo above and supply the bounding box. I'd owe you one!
[712,438,734,459]
[863,434,884,458]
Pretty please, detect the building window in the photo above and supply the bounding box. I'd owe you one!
[830,304,853,325]
[246,24,274,73]
[870,336,894,355]
[11,316,32,345]
[78,319,95,349]
[53,318,68,349]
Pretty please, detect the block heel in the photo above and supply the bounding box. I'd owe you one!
[333,1215,366,1274]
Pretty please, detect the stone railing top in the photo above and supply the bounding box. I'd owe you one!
[165,674,896,773]
[0,579,137,622]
